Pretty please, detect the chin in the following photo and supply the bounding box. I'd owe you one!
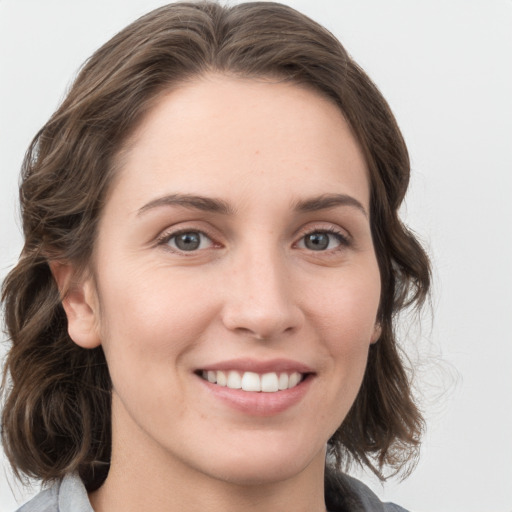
[210,461,309,487]
[193,440,325,487]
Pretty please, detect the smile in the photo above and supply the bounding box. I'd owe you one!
[195,360,315,415]
[200,370,305,392]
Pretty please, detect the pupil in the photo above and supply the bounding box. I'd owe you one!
[176,232,200,251]
[305,233,329,251]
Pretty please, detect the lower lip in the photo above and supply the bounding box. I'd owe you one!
[198,375,313,416]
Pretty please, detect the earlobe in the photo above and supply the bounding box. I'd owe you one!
[50,261,101,349]
[370,322,382,344]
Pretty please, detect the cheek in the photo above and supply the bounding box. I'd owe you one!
[94,267,217,427]
[307,264,380,390]
[96,265,216,375]
[309,265,381,339]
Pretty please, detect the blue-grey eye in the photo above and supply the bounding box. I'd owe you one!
[299,231,344,251]
[167,231,212,251]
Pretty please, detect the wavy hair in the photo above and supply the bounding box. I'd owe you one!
[1,0,430,489]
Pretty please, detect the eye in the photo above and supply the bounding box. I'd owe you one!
[163,230,214,252]
[297,230,348,251]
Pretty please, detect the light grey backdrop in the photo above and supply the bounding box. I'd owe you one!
[1,1,511,511]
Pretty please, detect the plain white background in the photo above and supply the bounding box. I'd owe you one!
[1,1,511,511]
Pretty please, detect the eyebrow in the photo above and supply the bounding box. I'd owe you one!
[137,193,235,216]
[293,193,368,217]
[137,192,367,218]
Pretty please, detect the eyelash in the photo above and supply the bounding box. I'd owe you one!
[157,228,217,253]
[295,227,350,251]
[156,226,351,254]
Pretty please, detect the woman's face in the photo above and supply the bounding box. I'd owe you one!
[74,75,381,485]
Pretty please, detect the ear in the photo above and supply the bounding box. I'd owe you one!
[370,322,382,344]
[50,261,101,349]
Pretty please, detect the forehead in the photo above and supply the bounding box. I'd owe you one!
[108,74,370,214]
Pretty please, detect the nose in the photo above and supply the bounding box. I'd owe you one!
[220,247,304,341]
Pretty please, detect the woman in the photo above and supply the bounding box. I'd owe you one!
[1,2,430,511]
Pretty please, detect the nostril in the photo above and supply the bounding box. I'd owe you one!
[222,305,303,341]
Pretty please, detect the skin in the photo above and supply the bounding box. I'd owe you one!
[55,75,382,512]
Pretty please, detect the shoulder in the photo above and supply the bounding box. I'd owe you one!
[16,474,93,512]
[16,485,58,512]
[344,474,409,512]
[326,470,410,512]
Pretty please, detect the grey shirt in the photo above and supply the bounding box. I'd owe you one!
[16,473,408,512]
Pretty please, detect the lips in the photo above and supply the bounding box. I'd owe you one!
[195,358,314,415]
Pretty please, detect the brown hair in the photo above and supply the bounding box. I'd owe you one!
[1,0,430,489]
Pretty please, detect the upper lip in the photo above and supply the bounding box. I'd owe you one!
[197,358,315,374]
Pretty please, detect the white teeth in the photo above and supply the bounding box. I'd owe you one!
[227,371,242,389]
[201,370,305,392]
[261,372,279,392]
[289,372,301,388]
[216,370,227,386]
[241,372,261,391]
